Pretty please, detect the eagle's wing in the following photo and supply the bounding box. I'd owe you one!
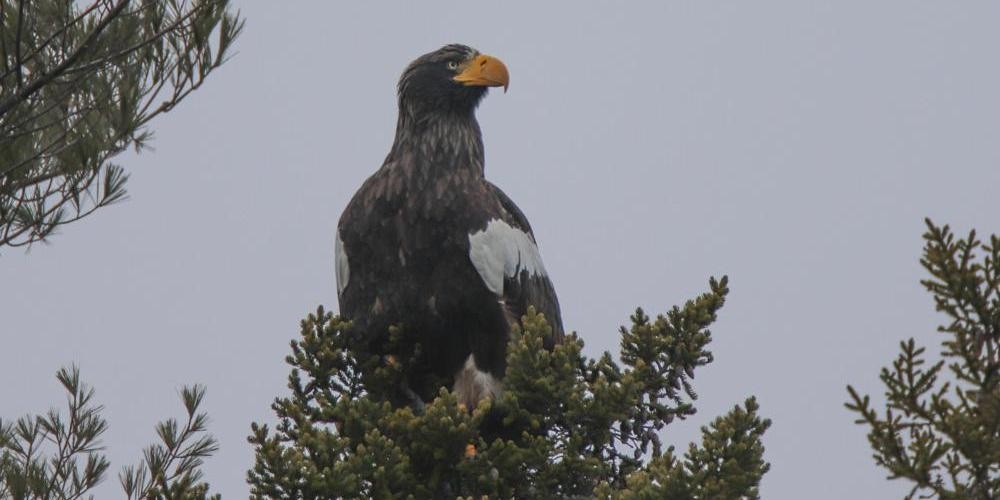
[467,182,564,344]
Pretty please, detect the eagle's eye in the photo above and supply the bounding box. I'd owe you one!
[446,60,460,70]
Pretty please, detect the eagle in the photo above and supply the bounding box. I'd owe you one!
[335,44,563,411]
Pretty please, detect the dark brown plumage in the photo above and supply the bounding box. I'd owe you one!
[335,44,563,410]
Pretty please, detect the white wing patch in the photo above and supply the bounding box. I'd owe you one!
[468,218,547,296]
[335,231,349,296]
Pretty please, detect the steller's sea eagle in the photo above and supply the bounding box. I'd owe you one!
[335,44,563,411]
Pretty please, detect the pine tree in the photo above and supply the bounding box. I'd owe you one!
[0,367,220,499]
[249,276,771,499]
[847,219,1000,499]
[0,0,243,248]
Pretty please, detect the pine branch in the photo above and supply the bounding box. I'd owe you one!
[249,278,771,498]
[0,0,245,249]
[847,219,1000,499]
[0,368,220,499]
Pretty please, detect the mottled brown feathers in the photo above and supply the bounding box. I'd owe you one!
[336,45,563,410]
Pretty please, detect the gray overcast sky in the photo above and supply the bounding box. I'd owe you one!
[3,1,999,498]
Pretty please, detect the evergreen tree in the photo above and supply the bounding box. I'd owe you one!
[0,366,219,499]
[249,276,771,499]
[847,219,1000,499]
[0,0,243,248]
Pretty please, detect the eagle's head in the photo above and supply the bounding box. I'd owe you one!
[397,44,509,115]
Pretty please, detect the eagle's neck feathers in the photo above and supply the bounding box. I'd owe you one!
[386,104,485,178]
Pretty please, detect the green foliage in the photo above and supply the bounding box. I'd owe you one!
[0,366,220,499]
[249,276,771,499]
[0,367,108,499]
[846,219,1000,499]
[0,0,244,248]
[595,398,770,500]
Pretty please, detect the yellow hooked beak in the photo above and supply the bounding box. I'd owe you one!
[453,54,509,92]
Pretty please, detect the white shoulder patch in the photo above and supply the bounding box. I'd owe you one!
[468,218,547,296]
[335,231,349,296]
